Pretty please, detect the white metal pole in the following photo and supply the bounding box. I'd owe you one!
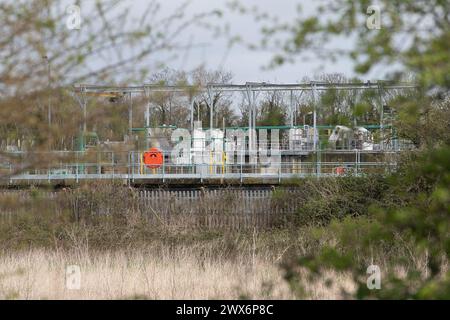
[289,90,293,127]
[128,92,133,136]
[190,97,194,132]
[312,83,317,151]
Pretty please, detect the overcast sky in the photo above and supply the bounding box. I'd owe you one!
[131,0,369,83]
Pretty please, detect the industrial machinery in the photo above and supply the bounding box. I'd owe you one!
[328,126,374,150]
[0,81,417,185]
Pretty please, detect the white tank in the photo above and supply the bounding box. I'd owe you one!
[192,121,205,165]
[289,128,303,150]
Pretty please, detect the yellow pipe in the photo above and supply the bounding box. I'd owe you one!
[222,152,226,174]
[210,150,213,174]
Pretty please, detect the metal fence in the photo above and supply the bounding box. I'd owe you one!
[0,188,300,229]
[0,149,398,184]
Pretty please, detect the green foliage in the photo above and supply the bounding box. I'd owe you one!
[238,0,450,298]
[257,91,287,126]
[392,94,450,148]
[256,1,449,91]
[274,176,388,226]
[283,146,450,299]
[353,102,371,117]
[258,107,286,126]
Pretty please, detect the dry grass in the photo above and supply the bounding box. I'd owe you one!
[0,247,289,300]
[0,246,357,300]
[0,186,411,300]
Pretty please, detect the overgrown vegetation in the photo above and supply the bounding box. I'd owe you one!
[236,0,450,299]
[272,176,388,226]
[0,181,430,299]
[0,0,448,300]
[281,146,450,299]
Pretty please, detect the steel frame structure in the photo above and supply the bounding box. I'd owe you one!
[0,81,415,186]
[73,81,417,148]
[1,147,401,185]
[4,160,398,186]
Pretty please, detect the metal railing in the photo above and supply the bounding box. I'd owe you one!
[0,149,398,184]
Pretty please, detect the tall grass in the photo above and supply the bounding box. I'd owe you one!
[0,179,427,299]
[0,247,292,300]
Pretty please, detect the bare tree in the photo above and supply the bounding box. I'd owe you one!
[191,67,236,127]
[0,0,220,178]
[257,91,287,126]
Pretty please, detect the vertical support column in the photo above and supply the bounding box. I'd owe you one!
[82,90,87,134]
[80,90,88,154]
[145,103,150,127]
[128,92,133,136]
[311,83,318,151]
[162,155,165,183]
[246,85,252,133]
[311,82,320,176]
[246,85,252,168]
[145,100,151,130]
[294,90,301,126]
[144,88,151,150]
[252,90,256,131]
[74,88,87,152]
[189,96,195,132]
[207,86,215,176]
[246,84,257,166]
[253,90,257,167]
[352,88,357,128]
[289,90,294,127]
[207,86,214,130]
[377,84,385,151]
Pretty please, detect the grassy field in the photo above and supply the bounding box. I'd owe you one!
[0,178,434,299]
[0,238,361,299]
[0,247,292,299]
